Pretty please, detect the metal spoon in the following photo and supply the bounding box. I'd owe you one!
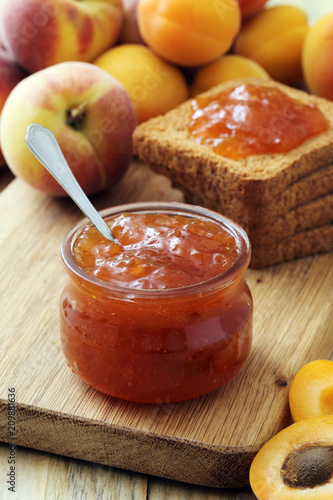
[25,123,122,246]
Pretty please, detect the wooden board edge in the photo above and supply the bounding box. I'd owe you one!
[0,400,257,489]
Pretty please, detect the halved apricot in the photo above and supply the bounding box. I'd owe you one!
[289,360,333,422]
[250,416,333,499]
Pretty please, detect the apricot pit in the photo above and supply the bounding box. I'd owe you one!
[281,444,333,489]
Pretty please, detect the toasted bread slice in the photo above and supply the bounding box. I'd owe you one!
[134,78,333,230]
[251,224,333,268]
[247,164,333,224]
[250,193,333,245]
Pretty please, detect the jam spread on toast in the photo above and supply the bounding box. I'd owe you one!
[188,83,329,159]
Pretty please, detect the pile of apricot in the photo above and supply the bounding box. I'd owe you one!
[92,0,333,126]
[250,360,333,499]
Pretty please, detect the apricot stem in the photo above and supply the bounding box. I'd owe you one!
[281,444,333,488]
[66,101,88,130]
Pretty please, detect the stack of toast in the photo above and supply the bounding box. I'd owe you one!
[133,78,333,268]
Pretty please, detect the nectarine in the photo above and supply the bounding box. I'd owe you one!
[236,0,268,19]
[0,0,124,73]
[118,0,144,45]
[0,62,136,196]
[0,49,28,168]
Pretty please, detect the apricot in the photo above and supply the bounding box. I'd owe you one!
[190,55,269,96]
[250,415,333,499]
[302,13,333,101]
[234,5,309,84]
[137,0,241,67]
[94,44,189,123]
[289,360,333,422]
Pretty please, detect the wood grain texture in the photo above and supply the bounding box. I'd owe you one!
[0,442,148,500]
[0,162,332,490]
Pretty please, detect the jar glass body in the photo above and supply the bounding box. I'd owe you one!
[60,202,253,403]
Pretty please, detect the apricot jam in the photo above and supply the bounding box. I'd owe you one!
[188,83,329,159]
[60,202,253,403]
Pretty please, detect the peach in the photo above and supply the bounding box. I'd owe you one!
[302,13,333,101]
[234,5,309,84]
[236,0,268,19]
[0,49,28,168]
[0,61,136,196]
[0,0,123,73]
[118,0,145,45]
[94,44,189,124]
[190,54,269,96]
[137,0,241,67]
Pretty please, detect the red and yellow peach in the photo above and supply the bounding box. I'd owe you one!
[0,61,136,196]
[0,49,28,168]
[0,0,123,73]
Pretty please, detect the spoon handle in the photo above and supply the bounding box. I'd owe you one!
[25,123,119,244]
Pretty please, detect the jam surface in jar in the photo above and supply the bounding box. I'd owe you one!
[188,83,329,159]
[61,205,252,403]
[72,212,240,289]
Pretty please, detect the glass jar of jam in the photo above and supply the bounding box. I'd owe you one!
[60,202,253,403]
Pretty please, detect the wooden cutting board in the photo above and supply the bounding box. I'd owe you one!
[0,161,332,489]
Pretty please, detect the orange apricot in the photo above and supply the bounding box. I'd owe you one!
[250,415,333,500]
[137,0,241,67]
[234,5,309,84]
[94,44,189,123]
[190,54,269,96]
[289,360,333,422]
[302,13,333,101]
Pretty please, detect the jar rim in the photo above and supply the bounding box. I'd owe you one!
[61,201,251,298]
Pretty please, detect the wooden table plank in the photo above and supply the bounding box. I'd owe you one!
[0,443,149,500]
